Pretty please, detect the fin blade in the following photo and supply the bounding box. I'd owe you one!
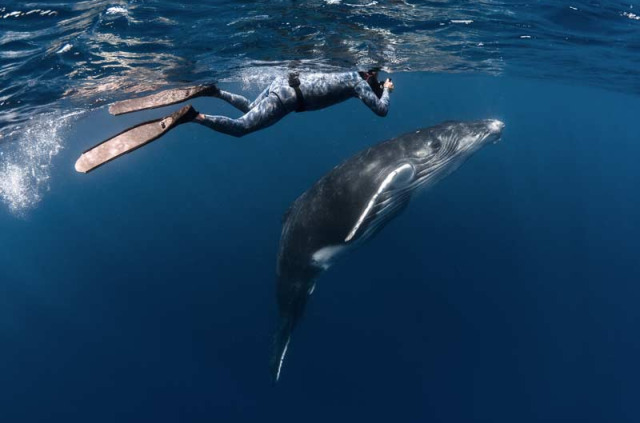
[75,105,196,173]
[108,84,217,115]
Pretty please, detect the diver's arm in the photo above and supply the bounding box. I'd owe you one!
[355,81,390,117]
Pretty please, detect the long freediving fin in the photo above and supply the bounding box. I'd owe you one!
[108,84,219,116]
[75,105,198,173]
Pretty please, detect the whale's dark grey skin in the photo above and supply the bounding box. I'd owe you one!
[271,119,505,381]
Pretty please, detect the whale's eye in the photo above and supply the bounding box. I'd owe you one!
[430,140,441,150]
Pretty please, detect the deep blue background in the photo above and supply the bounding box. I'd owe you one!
[1,73,639,422]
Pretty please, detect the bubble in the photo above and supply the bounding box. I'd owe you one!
[0,111,82,215]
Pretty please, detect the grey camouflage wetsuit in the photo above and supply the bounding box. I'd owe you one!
[194,71,390,137]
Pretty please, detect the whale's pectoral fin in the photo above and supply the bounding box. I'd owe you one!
[270,318,294,383]
[345,163,415,243]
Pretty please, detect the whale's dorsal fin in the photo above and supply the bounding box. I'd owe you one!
[345,163,415,243]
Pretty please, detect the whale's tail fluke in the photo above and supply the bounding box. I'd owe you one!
[270,317,294,383]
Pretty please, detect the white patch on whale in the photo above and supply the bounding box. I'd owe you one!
[275,337,290,382]
[311,245,346,270]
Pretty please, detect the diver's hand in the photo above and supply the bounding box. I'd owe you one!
[383,78,394,92]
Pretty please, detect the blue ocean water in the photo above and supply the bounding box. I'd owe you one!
[1,2,640,422]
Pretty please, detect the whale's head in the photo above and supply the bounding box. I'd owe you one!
[410,119,504,189]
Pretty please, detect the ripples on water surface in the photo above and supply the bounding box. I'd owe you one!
[0,0,638,211]
[2,0,639,130]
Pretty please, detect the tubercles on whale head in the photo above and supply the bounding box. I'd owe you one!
[448,119,505,153]
[471,119,505,146]
[470,119,504,144]
[488,119,505,134]
[486,119,505,143]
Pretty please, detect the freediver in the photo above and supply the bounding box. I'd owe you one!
[194,69,394,137]
[75,70,395,173]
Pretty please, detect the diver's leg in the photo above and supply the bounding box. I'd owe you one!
[194,94,288,138]
[216,86,270,113]
[215,90,252,113]
[248,86,271,109]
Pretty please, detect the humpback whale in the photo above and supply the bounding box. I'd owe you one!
[272,119,505,381]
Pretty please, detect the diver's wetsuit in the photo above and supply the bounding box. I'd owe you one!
[194,71,390,137]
